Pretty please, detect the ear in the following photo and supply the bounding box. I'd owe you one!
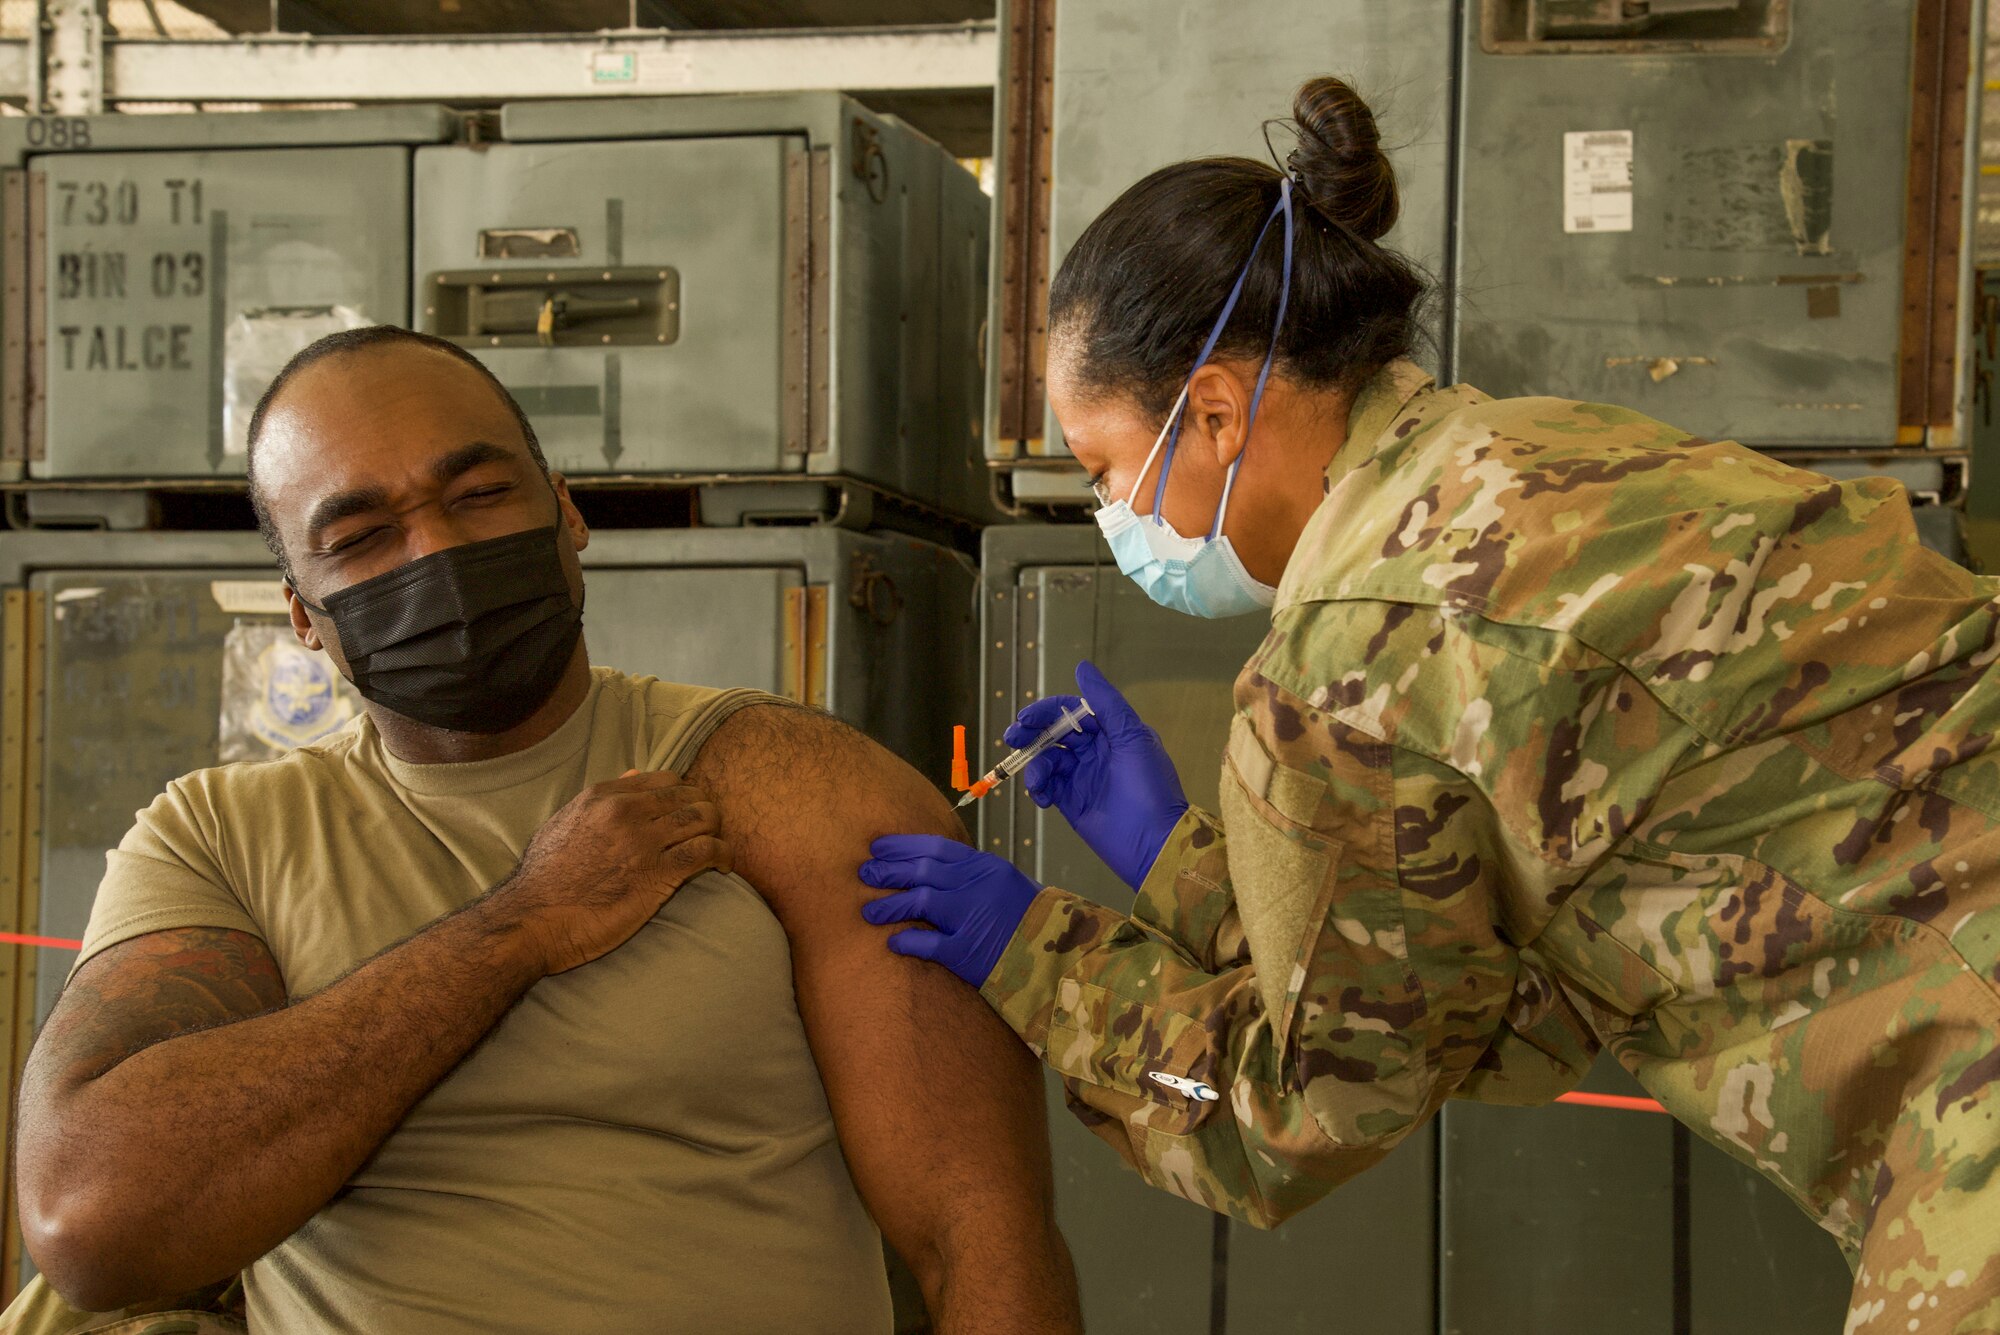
[551,471,590,554]
[1186,361,1253,470]
[285,582,324,653]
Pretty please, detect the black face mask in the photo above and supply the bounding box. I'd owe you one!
[297,526,584,735]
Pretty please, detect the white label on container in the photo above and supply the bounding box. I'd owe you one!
[211,580,292,616]
[1563,130,1633,234]
[590,52,637,84]
[588,51,692,89]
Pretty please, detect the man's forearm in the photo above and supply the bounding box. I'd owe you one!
[927,1201,1080,1335]
[21,897,542,1308]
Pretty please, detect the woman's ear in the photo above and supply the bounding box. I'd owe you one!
[1186,362,1253,469]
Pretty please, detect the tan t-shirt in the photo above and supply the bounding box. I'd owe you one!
[76,668,891,1335]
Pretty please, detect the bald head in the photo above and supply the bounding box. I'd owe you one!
[246,326,550,581]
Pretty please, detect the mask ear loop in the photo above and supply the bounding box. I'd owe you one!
[1212,178,1294,541]
[1151,178,1295,530]
[1122,380,1192,511]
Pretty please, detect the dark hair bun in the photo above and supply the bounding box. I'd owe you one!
[1287,76,1399,242]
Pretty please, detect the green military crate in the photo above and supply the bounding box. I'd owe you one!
[990,0,1456,500]
[420,94,993,520]
[1453,0,1957,450]
[0,107,455,481]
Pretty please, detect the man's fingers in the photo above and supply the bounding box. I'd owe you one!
[622,783,714,818]
[657,834,730,885]
[657,799,721,836]
[886,928,948,963]
[868,834,977,865]
[597,768,689,798]
[861,888,934,926]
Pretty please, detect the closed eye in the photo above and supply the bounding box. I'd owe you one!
[327,526,387,554]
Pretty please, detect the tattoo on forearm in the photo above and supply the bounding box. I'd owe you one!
[33,928,286,1084]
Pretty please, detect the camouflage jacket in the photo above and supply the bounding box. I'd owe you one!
[981,360,2000,1328]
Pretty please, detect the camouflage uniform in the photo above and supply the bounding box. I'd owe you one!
[981,360,2000,1332]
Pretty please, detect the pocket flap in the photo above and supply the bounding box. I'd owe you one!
[1222,715,1340,1034]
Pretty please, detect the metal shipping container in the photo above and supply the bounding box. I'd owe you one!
[1454,0,1959,450]
[990,0,1458,501]
[417,94,994,520]
[0,107,456,481]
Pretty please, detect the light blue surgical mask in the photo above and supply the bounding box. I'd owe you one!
[1092,178,1295,620]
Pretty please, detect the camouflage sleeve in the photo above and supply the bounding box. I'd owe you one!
[1128,807,1251,972]
[980,879,1400,1228]
[979,595,1629,1226]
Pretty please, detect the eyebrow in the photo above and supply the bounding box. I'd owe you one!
[300,441,522,547]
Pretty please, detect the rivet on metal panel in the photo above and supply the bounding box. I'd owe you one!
[24,172,46,465]
[851,119,889,204]
[2,171,25,467]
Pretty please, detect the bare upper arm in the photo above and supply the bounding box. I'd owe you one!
[24,928,285,1097]
[690,705,1056,1261]
[691,703,969,931]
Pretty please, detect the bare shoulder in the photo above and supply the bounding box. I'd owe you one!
[26,928,284,1089]
[690,704,966,928]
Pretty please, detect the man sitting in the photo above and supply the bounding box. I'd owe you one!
[14,326,1080,1334]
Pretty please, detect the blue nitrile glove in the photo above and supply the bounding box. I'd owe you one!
[860,836,1043,988]
[1004,660,1189,892]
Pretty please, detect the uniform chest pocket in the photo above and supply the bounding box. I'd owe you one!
[1220,713,1428,1147]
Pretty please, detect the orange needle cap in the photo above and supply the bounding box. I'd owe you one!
[950,725,971,791]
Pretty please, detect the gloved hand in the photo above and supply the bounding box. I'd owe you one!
[1006,660,1188,891]
[860,836,1044,988]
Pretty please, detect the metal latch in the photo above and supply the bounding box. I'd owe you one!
[423,266,680,349]
[1484,0,1783,50]
[1536,0,1747,37]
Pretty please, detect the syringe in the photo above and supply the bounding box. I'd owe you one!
[955,699,1096,809]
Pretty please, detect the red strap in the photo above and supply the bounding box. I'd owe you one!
[1555,1090,1669,1114]
[0,931,82,950]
